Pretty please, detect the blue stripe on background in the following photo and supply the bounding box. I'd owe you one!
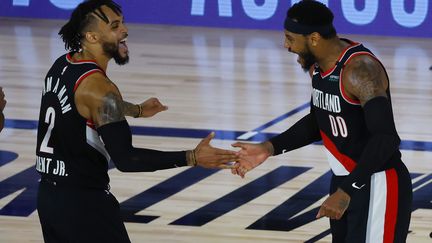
[5,119,38,130]
[4,118,432,152]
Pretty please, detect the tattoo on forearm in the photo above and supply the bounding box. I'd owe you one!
[98,92,125,125]
[122,101,139,117]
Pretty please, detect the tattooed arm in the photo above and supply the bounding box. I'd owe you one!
[342,55,388,105]
[122,100,141,118]
[73,73,237,171]
[74,72,125,127]
[107,78,167,118]
[123,98,168,118]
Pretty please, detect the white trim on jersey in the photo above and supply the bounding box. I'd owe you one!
[366,171,387,243]
[86,125,111,163]
[324,149,350,176]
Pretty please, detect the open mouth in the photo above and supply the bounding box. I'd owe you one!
[119,37,128,53]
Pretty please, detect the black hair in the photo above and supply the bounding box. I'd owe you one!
[58,0,122,52]
[287,0,336,38]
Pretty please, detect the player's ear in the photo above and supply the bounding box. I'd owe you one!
[309,32,321,47]
[84,31,100,44]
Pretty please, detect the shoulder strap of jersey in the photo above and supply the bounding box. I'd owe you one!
[64,52,106,92]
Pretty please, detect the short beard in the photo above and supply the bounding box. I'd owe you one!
[299,51,316,72]
[102,41,129,65]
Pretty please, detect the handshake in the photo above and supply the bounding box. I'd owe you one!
[190,132,273,178]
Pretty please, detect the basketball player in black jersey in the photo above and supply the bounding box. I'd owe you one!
[232,1,412,242]
[0,87,5,132]
[35,1,238,242]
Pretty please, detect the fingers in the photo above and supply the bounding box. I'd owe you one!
[146,97,168,111]
[198,132,215,147]
[218,163,236,169]
[231,142,247,149]
[209,155,239,164]
[212,147,239,155]
[231,167,238,175]
[153,99,168,111]
[316,204,342,220]
[316,206,325,219]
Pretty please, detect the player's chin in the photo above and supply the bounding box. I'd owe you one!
[113,53,129,65]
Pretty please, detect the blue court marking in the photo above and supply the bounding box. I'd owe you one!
[170,166,310,226]
[247,170,331,232]
[5,119,38,129]
[304,229,331,243]
[247,102,309,133]
[121,167,220,224]
[4,118,432,152]
[0,151,19,167]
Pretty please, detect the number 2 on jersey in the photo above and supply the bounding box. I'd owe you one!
[329,114,348,137]
[40,107,55,154]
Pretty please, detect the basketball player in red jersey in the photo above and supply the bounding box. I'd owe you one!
[232,1,412,242]
[35,1,238,242]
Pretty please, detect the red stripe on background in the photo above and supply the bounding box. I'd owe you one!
[320,131,357,172]
[383,169,398,243]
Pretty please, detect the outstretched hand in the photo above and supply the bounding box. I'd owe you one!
[138,97,168,118]
[194,132,239,169]
[231,141,273,178]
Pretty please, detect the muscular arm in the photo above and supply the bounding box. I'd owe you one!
[342,55,388,104]
[74,73,189,172]
[339,55,400,196]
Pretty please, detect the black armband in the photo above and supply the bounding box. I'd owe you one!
[339,96,401,196]
[97,120,187,172]
[269,112,321,155]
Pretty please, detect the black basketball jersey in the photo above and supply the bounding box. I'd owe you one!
[311,39,401,176]
[36,53,110,189]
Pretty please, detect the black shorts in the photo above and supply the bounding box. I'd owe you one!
[330,162,412,243]
[37,179,131,243]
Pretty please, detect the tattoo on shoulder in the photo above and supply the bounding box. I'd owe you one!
[346,57,387,104]
[98,92,125,125]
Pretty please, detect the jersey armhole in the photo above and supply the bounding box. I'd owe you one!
[73,69,104,92]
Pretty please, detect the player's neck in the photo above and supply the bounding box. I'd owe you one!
[315,37,349,72]
[73,49,109,72]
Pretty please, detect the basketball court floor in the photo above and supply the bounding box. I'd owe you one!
[0,18,431,242]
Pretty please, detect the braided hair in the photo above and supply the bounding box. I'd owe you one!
[58,0,122,52]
